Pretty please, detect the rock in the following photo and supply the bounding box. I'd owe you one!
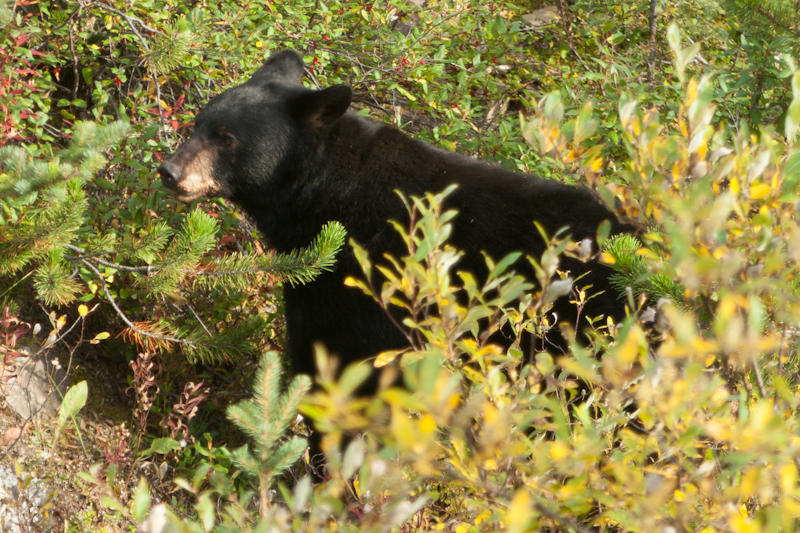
[0,463,52,533]
[2,356,68,420]
[522,6,559,29]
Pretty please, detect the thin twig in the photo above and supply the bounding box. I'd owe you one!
[647,0,658,84]
[35,303,99,355]
[64,244,156,273]
[185,302,213,338]
[778,324,788,372]
[751,355,767,398]
[86,1,162,39]
[84,1,168,137]
[78,256,194,346]
[68,7,80,100]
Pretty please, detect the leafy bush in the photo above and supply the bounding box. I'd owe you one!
[3,1,800,531]
[121,24,800,532]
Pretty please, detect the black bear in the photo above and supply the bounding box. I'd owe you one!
[158,49,632,379]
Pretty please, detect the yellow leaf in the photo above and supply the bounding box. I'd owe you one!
[90,331,111,344]
[749,182,771,200]
[56,315,67,330]
[739,468,759,498]
[373,349,405,368]
[418,414,436,435]
[730,176,740,194]
[780,462,797,494]
[705,420,732,441]
[78,304,88,317]
[749,400,773,433]
[447,393,462,409]
[730,515,759,533]
[784,497,800,515]
[483,403,498,424]
[550,441,570,461]
[475,510,492,525]
[506,490,531,533]
[717,295,741,321]
[616,325,645,365]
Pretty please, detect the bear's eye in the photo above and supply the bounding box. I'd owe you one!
[216,130,236,147]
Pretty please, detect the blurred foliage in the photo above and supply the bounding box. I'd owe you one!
[1,0,800,531]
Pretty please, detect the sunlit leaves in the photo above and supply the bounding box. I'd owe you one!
[513,25,800,531]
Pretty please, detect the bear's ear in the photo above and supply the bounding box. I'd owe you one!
[250,49,305,86]
[294,85,352,132]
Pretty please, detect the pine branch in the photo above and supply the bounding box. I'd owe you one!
[227,402,266,445]
[142,209,218,296]
[129,222,173,265]
[64,244,156,273]
[230,444,261,476]
[55,219,344,365]
[256,350,283,420]
[273,375,312,444]
[33,249,81,306]
[191,221,348,290]
[178,316,265,364]
[263,436,308,474]
[604,234,684,304]
[145,21,193,75]
[226,352,309,486]
[0,187,87,275]
[77,255,192,346]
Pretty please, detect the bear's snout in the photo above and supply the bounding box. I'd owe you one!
[157,145,222,202]
[158,161,181,189]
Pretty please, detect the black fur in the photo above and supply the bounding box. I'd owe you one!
[159,49,633,378]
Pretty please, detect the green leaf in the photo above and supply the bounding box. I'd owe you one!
[596,219,612,244]
[786,72,800,143]
[142,437,181,456]
[341,437,365,479]
[542,91,564,122]
[56,380,88,435]
[487,251,522,282]
[338,361,372,396]
[541,277,573,307]
[196,492,215,530]
[574,102,597,145]
[131,477,151,523]
[291,475,312,513]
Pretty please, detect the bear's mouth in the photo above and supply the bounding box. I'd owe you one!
[174,189,208,202]
[158,164,221,202]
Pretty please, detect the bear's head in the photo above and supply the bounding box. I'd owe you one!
[158,49,352,202]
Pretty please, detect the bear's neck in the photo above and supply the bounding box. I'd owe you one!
[237,113,438,253]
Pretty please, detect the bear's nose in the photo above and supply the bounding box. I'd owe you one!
[158,161,181,189]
